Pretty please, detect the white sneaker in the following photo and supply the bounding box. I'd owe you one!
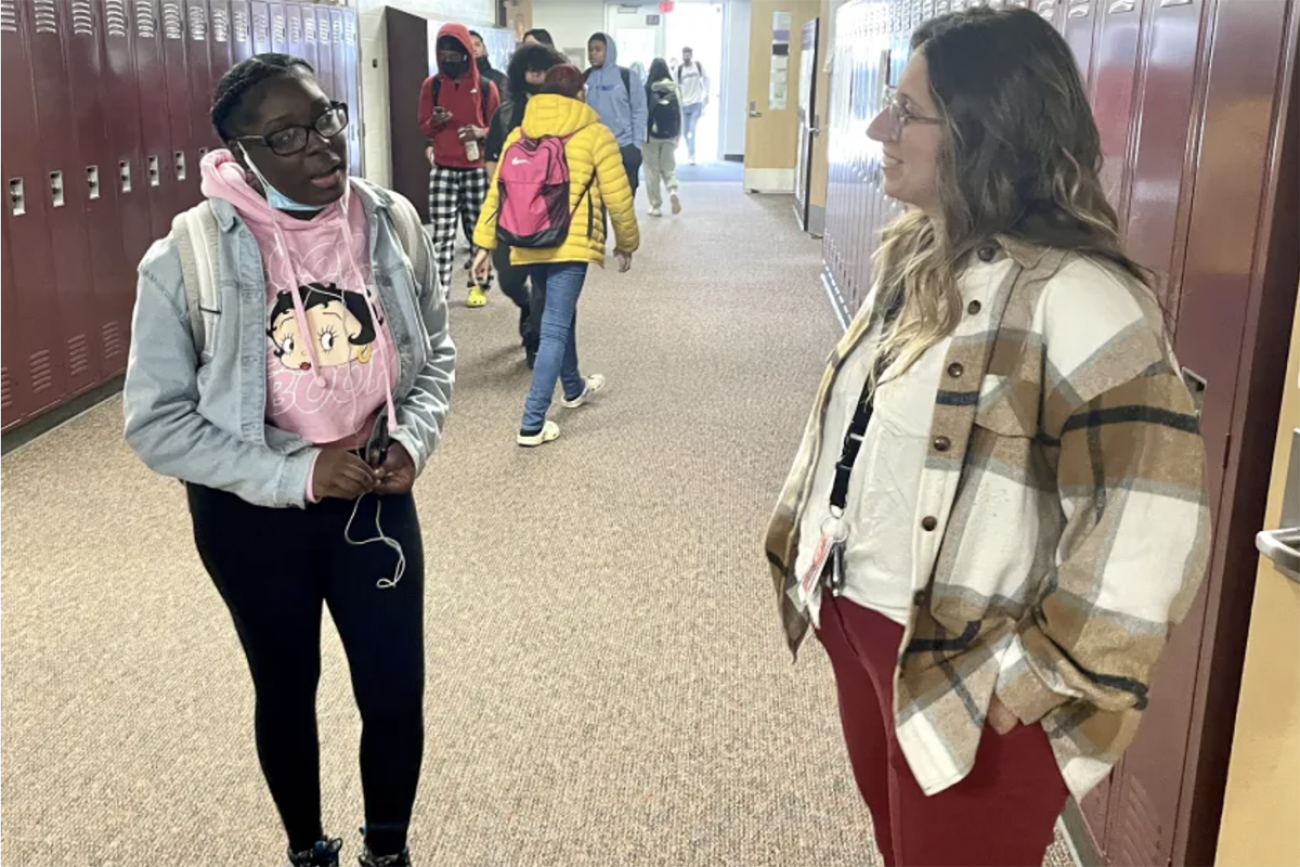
[648,206,663,217]
[670,193,682,215]
[561,374,606,409]
[517,420,560,448]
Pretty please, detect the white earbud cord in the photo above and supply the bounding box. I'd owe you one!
[344,494,406,590]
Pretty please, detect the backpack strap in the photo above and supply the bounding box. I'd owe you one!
[382,186,436,299]
[170,201,219,363]
[584,66,633,100]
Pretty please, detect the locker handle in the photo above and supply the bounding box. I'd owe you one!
[1068,3,1091,18]
[1160,0,1192,5]
[49,171,65,208]
[1109,0,1136,10]
[175,151,187,182]
[120,161,132,193]
[148,155,161,187]
[87,166,101,201]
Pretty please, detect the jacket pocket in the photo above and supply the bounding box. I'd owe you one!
[974,374,1039,438]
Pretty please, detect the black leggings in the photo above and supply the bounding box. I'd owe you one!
[187,485,426,855]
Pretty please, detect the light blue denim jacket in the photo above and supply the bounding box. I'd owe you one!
[123,180,455,509]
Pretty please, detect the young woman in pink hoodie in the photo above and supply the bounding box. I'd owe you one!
[124,55,455,867]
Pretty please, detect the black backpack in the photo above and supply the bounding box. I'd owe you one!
[583,65,632,99]
[648,86,681,139]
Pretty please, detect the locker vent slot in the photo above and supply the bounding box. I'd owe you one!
[68,335,90,378]
[233,7,249,41]
[211,6,227,41]
[1,366,12,411]
[345,17,356,46]
[135,0,156,37]
[272,10,285,44]
[105,0,128,36]
[188,4,206,39]
[253,8,268,43]
[163,2,182,39]
[49,171,65,208]
[332,16,342,45]
[103,322,124,359]
[288,12,299,43]
[72,0,93,35]
[0,0,15,33]
[303,12,314,42]
[30,351,53,394]
[33,0,56,33]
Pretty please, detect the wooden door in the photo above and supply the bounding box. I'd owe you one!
[794,18,820,230]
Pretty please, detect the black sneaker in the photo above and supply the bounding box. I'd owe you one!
[287,838,343,867]
[358,846,412,867]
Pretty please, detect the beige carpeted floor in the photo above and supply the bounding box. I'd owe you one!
[1,182,1073,867]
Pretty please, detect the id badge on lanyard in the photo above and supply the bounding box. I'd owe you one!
[797,515,849,610]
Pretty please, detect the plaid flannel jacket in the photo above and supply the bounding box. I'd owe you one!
[765,238,1212,800]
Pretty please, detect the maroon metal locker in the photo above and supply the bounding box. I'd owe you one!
[229,0,251,63]
[132,0,179,238]
[298,0,318,71]
[1,206,24,429]
[99,0,158,275]
[0,0,67,417]
[313,6,336,104]
[1062,0,1101,89]
[283,0,301,60]
[207,0,234,108]
[184,0,217,173]
[251,0,268,57]
[339,8,362,177]
[158,0,198,209]
[268,1,285,53]
[25,0,103,396]
[61,0,132,377]
[1088,0,1145,223]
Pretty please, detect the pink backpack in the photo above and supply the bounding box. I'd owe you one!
[495,134,592,248]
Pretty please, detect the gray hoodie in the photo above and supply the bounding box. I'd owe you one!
[584,34,648,149]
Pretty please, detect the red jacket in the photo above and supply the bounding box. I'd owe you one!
[418,23,500,169]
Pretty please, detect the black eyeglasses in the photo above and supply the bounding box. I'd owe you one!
[235,102,349,157]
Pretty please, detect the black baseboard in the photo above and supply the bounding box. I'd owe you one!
[1,376,125,455]
[724,153,744,163]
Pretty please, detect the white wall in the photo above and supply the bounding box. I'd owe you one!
[353,0,497,25]
[529,0,606,63]
[720,0,749,158]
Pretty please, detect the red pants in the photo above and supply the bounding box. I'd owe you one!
[816,593,1069,867]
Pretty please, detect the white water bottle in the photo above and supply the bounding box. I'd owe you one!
[465,138,480,162]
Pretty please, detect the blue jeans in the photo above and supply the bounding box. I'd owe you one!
[683,103,705,159]
[522,262,588,433]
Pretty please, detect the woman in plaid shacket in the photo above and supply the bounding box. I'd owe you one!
[766,8,1210,865]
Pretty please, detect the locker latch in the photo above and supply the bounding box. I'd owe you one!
[148,155,161,187]
[87,166,100,201]
[49,171,65,208]
[9,179,25,217]
[174,151,187,182]
[120,161,132,193]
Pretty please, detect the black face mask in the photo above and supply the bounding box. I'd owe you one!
[476,56,491,73]
[521,80,543,95]
[442,60,468,78]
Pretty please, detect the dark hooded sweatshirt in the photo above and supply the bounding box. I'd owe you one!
[417,23,501,170]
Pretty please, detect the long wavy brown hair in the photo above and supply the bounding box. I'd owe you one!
[871,7,1150,385]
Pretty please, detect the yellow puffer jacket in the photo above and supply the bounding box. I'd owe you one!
[473,95,640,267]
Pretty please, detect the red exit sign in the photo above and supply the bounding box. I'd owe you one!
[659,1,674,12]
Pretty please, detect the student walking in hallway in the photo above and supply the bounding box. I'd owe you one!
[122,54,454,867]
[419,24,500,309]
[765,8,1211,866]
[472,65,639,448]
[584,33,647,198]
[484,43,567,367]
[676,47,709,164]
[643,59,683,218]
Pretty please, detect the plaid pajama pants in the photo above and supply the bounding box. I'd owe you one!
[429,164,492,294]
